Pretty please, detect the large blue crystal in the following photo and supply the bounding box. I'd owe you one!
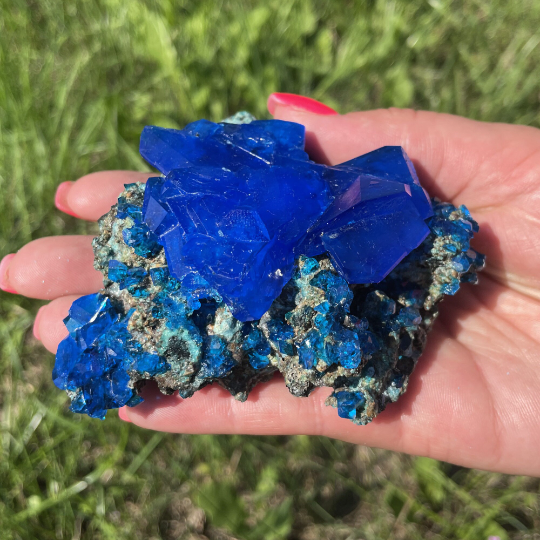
[140,120,432,321]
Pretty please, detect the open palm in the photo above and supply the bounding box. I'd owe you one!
[3,104,540,476]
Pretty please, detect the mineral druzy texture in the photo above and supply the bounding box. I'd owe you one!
[53,113,485,423]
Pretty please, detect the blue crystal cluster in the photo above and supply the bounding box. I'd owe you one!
[328,199,485,422]
[52,113,484,423]
[53,293,168,418]
[269,257,379,374]
[139,119,432,321]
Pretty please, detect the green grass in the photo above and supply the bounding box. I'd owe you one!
[1,0,540,538]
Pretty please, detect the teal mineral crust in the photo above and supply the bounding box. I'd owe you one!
[53,113,485,423]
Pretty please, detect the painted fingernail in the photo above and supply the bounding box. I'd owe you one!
[267,93,338,116]
[118,407,132,423]
[0,253,18,294]
[54,182,78,217]
[33,306,45,341]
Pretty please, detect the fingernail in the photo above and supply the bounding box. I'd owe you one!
[55,182,78,217]
[267,93,338,116]
[118,407,132,423]
[33,306,45,340]
[0,254,18,294]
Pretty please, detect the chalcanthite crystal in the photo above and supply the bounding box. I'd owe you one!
[139,118,432,321]
[53,112,485,422]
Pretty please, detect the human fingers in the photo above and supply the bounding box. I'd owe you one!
[1,236,101,299]
[55,171,152,220]
[268,96,540,210]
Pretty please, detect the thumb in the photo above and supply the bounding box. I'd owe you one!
[268,98,540,207]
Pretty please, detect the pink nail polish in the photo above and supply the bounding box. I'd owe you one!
[54,182,78,217]
[267,93,338,116]
[0,253,18,294]
[33,306,45,341]
[118,407,132,423]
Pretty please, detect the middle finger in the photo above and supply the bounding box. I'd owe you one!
[6,235,102,299]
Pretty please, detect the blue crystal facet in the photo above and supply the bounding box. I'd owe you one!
[335,391,366,419]
[139,120,432,321]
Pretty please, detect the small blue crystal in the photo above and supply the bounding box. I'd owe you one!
[395,306,422,328]
[122,222,161,258]
[266,319,295,356]
[451,254,471,273]
[63,293,119,351]
[335,391,366,419]
[147,266,167,286]
[309,270,353,306]
[297,330,322,369]
[243,327,271,369]
[116,193,143,220]
[327,330,363,369]
[199,336,235,378]
[53,335,83,391]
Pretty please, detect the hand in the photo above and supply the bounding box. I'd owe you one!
[3,97,540,476]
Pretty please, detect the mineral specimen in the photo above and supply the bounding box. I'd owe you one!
[52,112,485,423]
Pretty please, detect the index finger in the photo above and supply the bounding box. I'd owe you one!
[269,104,540,209]
[55,171,152,221]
